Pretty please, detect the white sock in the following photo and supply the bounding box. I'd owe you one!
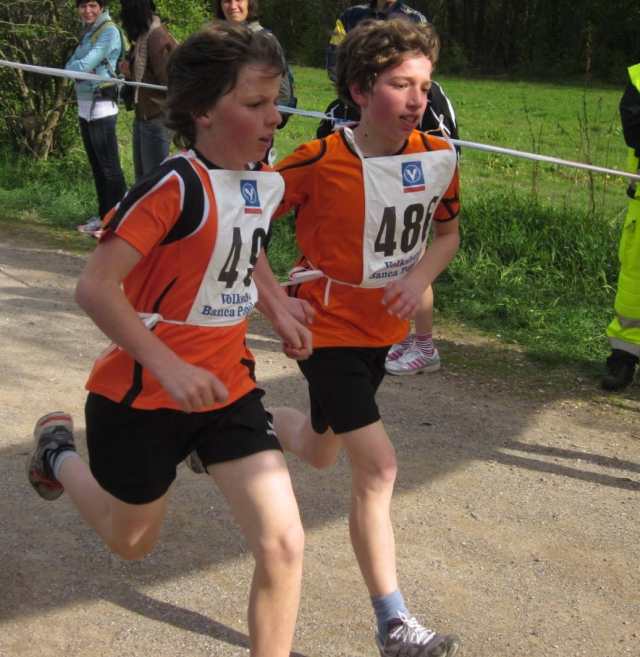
[51,449,80,480]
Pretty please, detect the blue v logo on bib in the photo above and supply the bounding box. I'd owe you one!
[402,161,426,193]
[241,180,262,214]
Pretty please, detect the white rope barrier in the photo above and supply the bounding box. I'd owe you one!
[0,59,165,91]
[2,58,639,183]
[449,138,639,181]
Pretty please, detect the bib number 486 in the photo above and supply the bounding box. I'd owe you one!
[374,198,438,257]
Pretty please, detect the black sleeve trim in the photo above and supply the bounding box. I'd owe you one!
[161,159,206,245]
[105,157,206,246]
[277,139,327,172]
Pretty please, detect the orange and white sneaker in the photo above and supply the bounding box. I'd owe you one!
[27,412,76,501]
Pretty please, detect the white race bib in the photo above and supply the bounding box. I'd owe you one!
[184,166,284,326]
[343,128,457,288]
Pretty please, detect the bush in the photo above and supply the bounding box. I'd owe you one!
[438,191,621,362]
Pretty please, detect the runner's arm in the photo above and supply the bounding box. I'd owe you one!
[253,250,313,359]
[75,235,228,411]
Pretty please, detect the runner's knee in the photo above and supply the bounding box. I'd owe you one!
[352,453,397,494]
[253,521,305,572]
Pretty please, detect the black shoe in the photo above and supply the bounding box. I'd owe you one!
[601,350,638,391]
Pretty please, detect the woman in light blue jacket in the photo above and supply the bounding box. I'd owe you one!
[66,0,127,234]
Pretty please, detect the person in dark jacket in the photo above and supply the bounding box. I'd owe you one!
[120,0,177,180]
[326,0,430,82]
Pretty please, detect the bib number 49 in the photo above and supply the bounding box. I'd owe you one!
[218,227,268,288]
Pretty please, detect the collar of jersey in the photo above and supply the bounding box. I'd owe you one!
[193,147,261,172]
[339,127,409,159]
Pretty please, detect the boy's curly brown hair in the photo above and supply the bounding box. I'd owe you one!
[336,17,440,109]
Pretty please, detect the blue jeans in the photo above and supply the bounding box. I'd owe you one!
[133,116,171,181]
[79,114,127,219]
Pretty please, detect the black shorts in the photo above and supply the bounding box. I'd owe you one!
[85,388,281,505]
[298,346,390,435]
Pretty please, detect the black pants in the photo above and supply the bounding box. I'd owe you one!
[79,114,127,219]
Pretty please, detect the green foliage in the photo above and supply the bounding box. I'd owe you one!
[0,1,79,158]
[151,0,211,40]
[438,192,622,364]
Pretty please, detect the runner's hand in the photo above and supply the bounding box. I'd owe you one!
[382,277,424,319]
[157,361,228,413]
[273,311,313,360]
[285,296,315,326]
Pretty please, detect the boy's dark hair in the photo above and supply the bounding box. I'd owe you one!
[336,17,440,109]
[166,22,284,147]
[76,0,107,7]
[120,0,156,42]
[214,0,259,22]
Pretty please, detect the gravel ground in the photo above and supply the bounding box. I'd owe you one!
[0,227,638,657]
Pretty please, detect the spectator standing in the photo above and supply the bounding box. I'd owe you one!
[602,63,640,391]
[326,0,431,83]
[120,0,177,180]
[66,0,127,234]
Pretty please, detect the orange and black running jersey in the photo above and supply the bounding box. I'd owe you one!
[275,129,460,349]
[85,150,283,411]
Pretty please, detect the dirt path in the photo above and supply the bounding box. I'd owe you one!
[0,225,638,657]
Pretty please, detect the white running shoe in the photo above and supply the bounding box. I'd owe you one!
[385,346,441,376]
[77,216,103,237]
[386,335,414,363]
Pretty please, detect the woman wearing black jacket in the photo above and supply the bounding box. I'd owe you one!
[120,0,177,179]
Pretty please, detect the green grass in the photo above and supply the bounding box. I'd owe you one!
[0,67,631,369]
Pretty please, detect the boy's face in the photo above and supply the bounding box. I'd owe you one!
[78,1,103,25]
[195,64,282,169]
[352,53,432,145]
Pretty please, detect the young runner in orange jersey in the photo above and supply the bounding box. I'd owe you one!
[263,18,462,657]
[26,24,311,657]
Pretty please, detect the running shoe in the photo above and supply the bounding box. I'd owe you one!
[77,216,103,237]
[27,412,76,501]
[376,613,461,657]
[386,334,414,363]
[385,346,441,376]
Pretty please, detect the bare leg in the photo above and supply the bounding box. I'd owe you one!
[57,457,169,560]
[271,406,342,469]
[342,420,399,597]
[413,285,434,335]
[209,450,304,657]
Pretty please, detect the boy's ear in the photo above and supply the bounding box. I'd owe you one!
[194,111,213,130]
[349,82,368,109]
